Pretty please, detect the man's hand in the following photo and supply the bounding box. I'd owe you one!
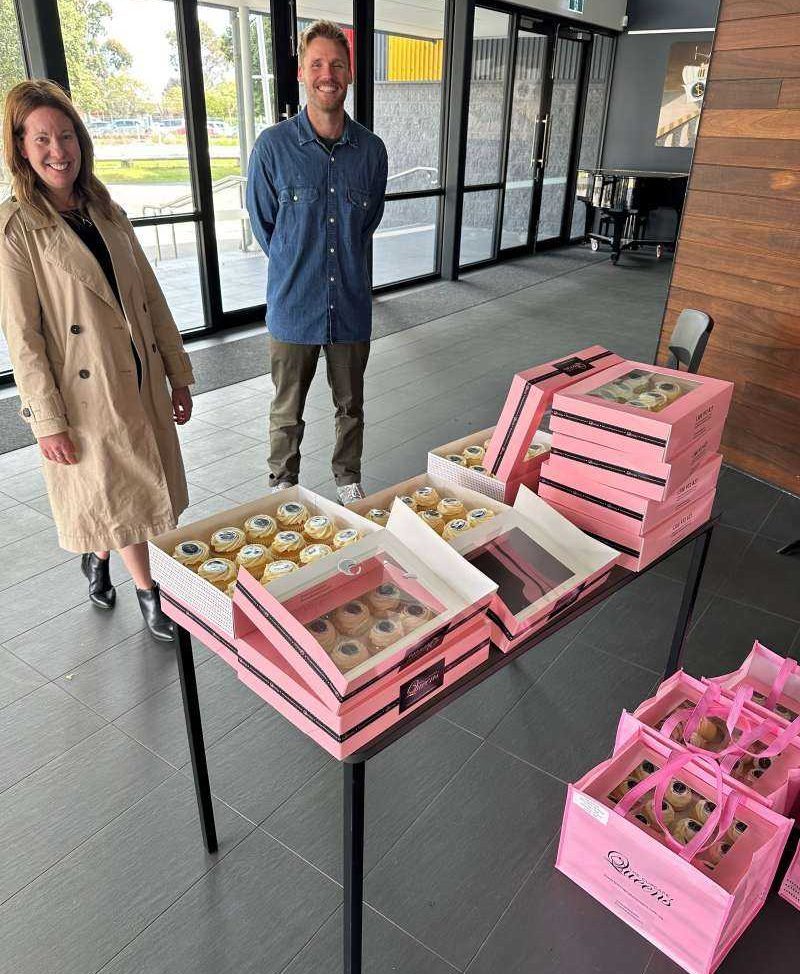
[172,386,193,425]
[39,432,78,464]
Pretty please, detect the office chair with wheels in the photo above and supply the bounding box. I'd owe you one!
[667,309,714,374]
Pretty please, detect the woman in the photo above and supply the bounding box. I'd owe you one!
[0,80,194,643]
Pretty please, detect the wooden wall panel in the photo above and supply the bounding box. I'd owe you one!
[657,0,800,495]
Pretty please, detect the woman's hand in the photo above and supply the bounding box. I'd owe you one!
[172,386,193,425]
[39,432,78,464]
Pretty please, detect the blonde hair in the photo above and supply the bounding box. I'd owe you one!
[298,19,351,68]
[2,79,117,221]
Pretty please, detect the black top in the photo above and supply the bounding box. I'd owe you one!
[317,135,337,154]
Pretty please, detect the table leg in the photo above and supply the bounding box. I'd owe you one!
[663,524,714,679]
[175,623,218,853]
[343,761,366,974]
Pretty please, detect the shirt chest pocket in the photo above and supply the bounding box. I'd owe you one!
[278,186,320,205]
[347,187,371,213]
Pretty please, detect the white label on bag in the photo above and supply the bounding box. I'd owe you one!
[573,792,609,825]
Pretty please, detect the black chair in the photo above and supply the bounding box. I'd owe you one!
[667,309,714,374]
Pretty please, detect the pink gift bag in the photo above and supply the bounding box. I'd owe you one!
[556,726,792,974]
[706,642,800,724]
[623,671,800,819]
[779,836,800,911]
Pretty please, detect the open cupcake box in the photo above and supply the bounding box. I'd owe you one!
[428,345,623,504]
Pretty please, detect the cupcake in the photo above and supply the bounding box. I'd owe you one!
[609,777,639,803]
[444,453,466,466]
[276,501,309,528]
[471,466,492,476]
[652,379,683,403]
[632,760,657,782]
[236,543,273,576]
[333,600,372,637]
[306,617,337,653]
[173,540,210,569]
[705,840,732,865]
[672,818,703,845]
[271,530,305,562]
[299,543,332,565]
[443,517,471,542]
[303,515,337,544]
[261,560,298,585]
[482,439,492,452]
[331,639,370,673]
[397,495,417,511]
[694,799,716,824]
[754,756,773,771]
[198,557,237,590]
[244,514,278,545]
[412,486,440,510]
[210,527,246,555]
[332,528,361,550]
[437,497,467,521]
[467,507,495,527]
[419,509,445,535]
[462,445,485,467]
[664,779,693,810]
[640,799,674,828]
[225,580,237,599]
[617,370,651,396]
[368,618,402,654]
[745,768,766,787]
[628,391,669,412]
[365,509,390,527]
[400,601,431,634]
[366,583,401,616]
[727,820,748,843]
[696,716,721,742]
[526,442,549,461]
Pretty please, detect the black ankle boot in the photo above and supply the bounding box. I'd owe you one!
[136,584,175,643]
[80,553,116,610]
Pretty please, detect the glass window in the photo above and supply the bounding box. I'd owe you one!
[296,2,355,120]
[134,223,205,333]
[373,196,438,287]
[460,189,498,266]
[198,3,270,312]
[374,0,445,194]
[464,8,509,186]
[57,0,194,219]
[0,0,28,375]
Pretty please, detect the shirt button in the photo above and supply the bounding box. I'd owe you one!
[70,324,81,334]
[293,194,298,201]
[330,276,334,282]
[330,304,334,310]
[331,156,335,162]
[330,247,335,253]
[363,202,368,208]
[329,217,335,223]
[330,187,335,193]
[79,369,90,379]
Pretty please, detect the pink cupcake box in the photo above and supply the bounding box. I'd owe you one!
[537,452,722,537]
[548,430,723,502]
[232,498,497,714]
[557,725,792,974]
[545,486,716,572]
[550,360,733,463]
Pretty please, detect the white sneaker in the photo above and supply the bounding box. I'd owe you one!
[337,483,366,506]
[270,481,294,494]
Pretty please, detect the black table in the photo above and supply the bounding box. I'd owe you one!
[173,516,717,974]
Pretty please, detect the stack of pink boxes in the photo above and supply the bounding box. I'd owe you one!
[537,360,734,570]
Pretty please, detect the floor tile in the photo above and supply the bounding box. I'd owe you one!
[0,503,52,547]
[718,534,800,622]
[194,704,332,825]
[0,774,252,974]
[0,557,92,643]
[98,829,340,974]
[0,646,46,710]
[114,653,263,769]
[264,716,481,882]
[651,524,754,597]
[680,596,800,679]
[466,839,654,974]
[0,466,47,502]
[489,640,657,781]
[0,683,105,793]
[283,904,457,974]
[0,526,75,591]
[0,725,173,903]
[194,396,269,429]
[716,467,780,534]
[0,491,17,512]
[179,494,243,525]
[191,384,259,414]
[364,743,564,969]
[179,429,261,472]
[758,490,800,545]
[187,444,269,493]
[0,444,41,478]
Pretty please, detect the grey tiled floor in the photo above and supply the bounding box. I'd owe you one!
[1,251,799,974]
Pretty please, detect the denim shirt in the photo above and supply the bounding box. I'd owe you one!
[246,108,388,344]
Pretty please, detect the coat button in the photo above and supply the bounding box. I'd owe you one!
[142,302,147,313]
[79,369,90,379]
[152,342,157,352]
[70,324,81,335]
[22,407,31,417]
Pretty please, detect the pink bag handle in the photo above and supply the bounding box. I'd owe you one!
[660,685,754,758]
[765,655,798,710]
[719,713,800,774]
[615,752,738,861]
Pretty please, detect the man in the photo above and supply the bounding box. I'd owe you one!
[246,20,388,505]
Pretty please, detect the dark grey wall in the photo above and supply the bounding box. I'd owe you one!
[601,0,719,173]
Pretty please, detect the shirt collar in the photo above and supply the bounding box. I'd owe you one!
[296,106,359,148]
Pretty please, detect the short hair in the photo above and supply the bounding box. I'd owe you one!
[2,79,117,220]
[298,19,351,69]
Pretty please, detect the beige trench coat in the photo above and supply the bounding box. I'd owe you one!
[0,198,195,553]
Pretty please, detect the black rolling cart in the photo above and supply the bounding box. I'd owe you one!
[171,517,717,974]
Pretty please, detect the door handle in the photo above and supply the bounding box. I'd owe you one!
[529,115,540,170]
[536,114,550,170]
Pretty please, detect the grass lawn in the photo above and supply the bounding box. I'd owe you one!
[95,158,242,184]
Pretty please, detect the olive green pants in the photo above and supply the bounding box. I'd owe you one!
[268,337,370,487]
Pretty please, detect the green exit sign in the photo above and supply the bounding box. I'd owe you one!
[569,0,585,12]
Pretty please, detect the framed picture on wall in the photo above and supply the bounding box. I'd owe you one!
[655,41,712,148]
